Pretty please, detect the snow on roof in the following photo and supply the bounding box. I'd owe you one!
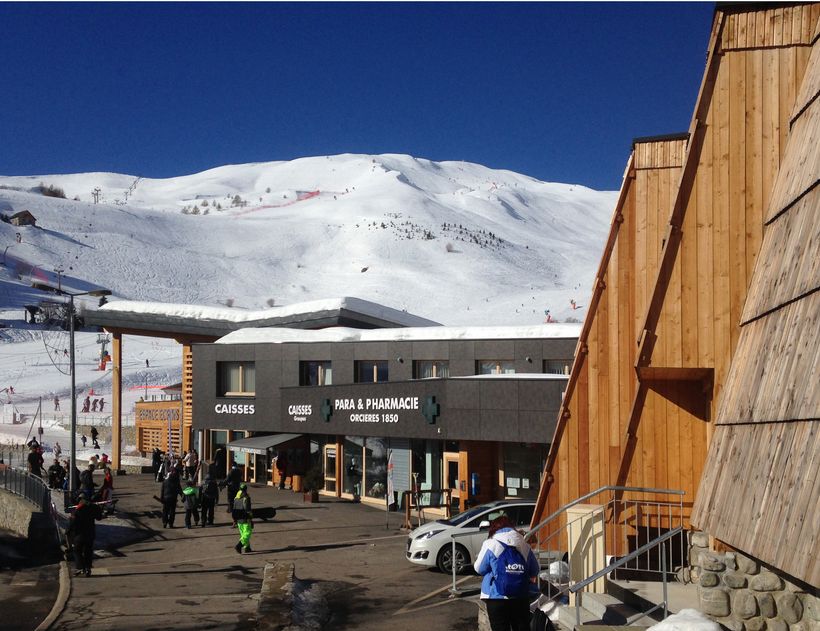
[215,323,582,345]
[453,373,569,380]
[98,296,440,328]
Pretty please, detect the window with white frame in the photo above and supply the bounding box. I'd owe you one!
[218,361,256,396]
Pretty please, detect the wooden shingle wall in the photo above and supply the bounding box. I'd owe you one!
[532,4,818,553]
[692,28,820,586]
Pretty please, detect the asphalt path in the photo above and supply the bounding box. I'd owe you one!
[53,474,482,630]
[0,530,61,631]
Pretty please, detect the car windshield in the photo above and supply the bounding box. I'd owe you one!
[443,503,503,527]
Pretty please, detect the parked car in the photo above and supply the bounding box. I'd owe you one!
[406,499,536,573]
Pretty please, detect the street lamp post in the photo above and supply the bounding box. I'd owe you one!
[60,288,111,501]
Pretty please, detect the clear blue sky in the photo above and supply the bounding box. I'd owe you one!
[0,2,714,190]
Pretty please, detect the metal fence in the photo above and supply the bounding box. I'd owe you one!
[0,465,52,513]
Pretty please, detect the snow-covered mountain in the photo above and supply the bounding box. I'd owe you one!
[0,154,616,435]
[0,154,616,326]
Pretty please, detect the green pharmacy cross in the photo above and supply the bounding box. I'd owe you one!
[321,398,333,422]
[423,396,440,424]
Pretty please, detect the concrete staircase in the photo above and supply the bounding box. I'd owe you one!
[551,578,700,631]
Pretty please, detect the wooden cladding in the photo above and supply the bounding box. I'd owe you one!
[533,5,818,563]
[694,421,819,586]
[633,139,688,170]
[742,189,820,322]
[718,291,820,424]
[693,26,820,587]
[765,92,820,223]
[719,4,820,51]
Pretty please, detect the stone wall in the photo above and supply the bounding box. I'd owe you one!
[682,531,819,631]
[0,488,56,547]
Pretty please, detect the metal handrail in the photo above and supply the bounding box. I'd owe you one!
[526,485,684,540]
[447,485,685,603]
[569,526,682,626]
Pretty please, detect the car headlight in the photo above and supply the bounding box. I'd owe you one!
[417,529,446,540]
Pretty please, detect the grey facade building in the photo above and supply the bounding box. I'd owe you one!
[193,325,577,510]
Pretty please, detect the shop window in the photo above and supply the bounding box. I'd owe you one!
[355,360,388,383]
[502,443,547,500]
[364,437,388,499]
[543,359,572,375]
[411,439,442,490]
[343,436,365,496]
[413,360,449,379]
[300,361,332,386]
[231,431,246,465]
[476,360,515,375]
[218,361,255,396]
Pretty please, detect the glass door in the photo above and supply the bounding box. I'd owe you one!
[443,451,460,504]
[324,445,337,493]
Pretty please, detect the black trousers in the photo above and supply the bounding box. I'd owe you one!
[162,499,177,526]
[485,598,531,631]
[73,536,94,572]
[201,498,215,525]
[184,507,200,528]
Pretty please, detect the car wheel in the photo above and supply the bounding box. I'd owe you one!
[436,543,470,574]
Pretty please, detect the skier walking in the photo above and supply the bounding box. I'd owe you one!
[54,396,60,411]
[232,483,253,553]
[90,426,100,449]
[182,479,200,528]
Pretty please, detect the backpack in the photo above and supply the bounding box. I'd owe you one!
[530,608,557,631]
[494,541,530,598]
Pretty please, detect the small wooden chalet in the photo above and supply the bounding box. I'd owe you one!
[9,210,36,227]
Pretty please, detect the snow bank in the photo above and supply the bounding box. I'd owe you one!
[647,609,720,631]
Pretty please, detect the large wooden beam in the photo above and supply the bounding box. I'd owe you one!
[111,332,123,472]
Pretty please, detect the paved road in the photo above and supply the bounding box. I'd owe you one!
[0,531,61,631]
[54,474,482,630]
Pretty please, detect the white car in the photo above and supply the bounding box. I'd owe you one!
[406,500,536,573]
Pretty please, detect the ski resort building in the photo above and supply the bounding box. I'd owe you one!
[191,325,578,512]
[528,2,819,624]
[86,298,578,513]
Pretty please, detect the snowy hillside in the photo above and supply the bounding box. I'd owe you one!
[0,154,616,324]
[0,154,616,448]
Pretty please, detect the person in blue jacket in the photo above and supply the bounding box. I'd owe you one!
[474,515,540,631]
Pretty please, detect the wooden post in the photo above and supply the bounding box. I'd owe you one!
[181,343,193,452]
[112,332,123,472]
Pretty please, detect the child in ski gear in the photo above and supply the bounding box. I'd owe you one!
[81,434,87,448]
[232,483,253,553]
[474,515,539,631]
[182,479,200,528]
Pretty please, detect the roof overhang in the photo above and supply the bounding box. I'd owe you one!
[227,433,303,455]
